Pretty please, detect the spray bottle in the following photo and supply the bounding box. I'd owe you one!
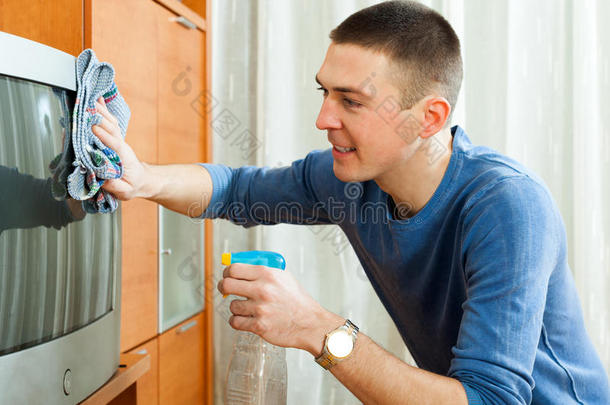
[223,251,287,405]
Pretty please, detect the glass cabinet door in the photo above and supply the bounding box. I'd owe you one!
[158,206,205,333]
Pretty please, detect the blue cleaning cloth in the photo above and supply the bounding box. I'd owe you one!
[66,49,130,213]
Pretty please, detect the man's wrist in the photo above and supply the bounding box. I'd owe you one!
[139,162,161,200]
[301,310,345,357]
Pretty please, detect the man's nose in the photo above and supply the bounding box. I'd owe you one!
[315,98,342,130]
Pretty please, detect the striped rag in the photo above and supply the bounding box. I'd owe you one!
[66,48,130,213]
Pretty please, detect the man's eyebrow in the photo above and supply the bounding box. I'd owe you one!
[315,74,372,99]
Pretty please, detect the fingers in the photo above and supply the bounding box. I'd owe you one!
[220,264,264,298]
[218,277,255,298]
[95,97,119,127]
[229,316,272,337]
[92,123,121,151]
[96,96,110,114]
[97,105,117,126]
[229,315,258,333]
[222,263,263,281]
[92,96,121,149]
[101,178,132,200]
[95,116,118,137]
[229,298,255,317]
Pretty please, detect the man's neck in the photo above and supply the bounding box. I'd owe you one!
[375,127,454,220]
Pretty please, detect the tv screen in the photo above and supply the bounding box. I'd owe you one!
[0,74,119,356]
[0,31,121,404]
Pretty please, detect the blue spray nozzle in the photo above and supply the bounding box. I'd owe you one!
[221,251,286,298]
[221,250,286,270]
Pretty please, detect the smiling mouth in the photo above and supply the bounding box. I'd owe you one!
[334,145,356,153]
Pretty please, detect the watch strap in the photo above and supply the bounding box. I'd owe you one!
[315,319,359,370]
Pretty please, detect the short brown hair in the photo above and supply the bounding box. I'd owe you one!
[330,0,463,123]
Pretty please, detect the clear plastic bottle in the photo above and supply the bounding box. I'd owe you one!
[223,251,288,405]
[225,332,287,405]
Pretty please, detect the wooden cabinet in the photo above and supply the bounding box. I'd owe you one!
[182,0,206,20]
[89,2,212,404]
[159,312,205,405]
[157,4,206,164]
[0,0,83,56]
[86,0,161,354]
[0,1,213,403]
[129,338,160,405]
[81,354,151,405]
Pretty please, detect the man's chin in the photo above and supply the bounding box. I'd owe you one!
[332,163,370,183]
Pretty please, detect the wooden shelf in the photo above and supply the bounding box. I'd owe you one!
[80,353,151,405]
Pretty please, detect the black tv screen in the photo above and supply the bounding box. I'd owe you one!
[0,74,119,356]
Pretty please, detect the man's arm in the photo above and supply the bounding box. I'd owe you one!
[308,312,468,405]
[218,176,562,404]
[135,163,213,217]
[93,96,334,222]
[92,97,213,217]
[332,336,467,404]
[334,330,467,404]
[219,263,468,405]
[446,176,559,404]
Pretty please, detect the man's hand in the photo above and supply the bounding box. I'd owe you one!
[92,96,151,200]
[218,263,468,405]
[218,263,343,354]
[91,96,212,216]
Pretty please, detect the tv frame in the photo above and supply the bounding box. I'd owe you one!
[0,31,122,404]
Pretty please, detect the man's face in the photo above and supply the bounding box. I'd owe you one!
[315,43,423,183]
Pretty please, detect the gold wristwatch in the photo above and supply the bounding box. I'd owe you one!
[315,319,359,370]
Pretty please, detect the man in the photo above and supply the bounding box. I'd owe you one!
[93,1,609,403]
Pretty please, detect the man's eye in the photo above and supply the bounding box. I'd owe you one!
[316,86,328,96]
[343,98,361,108]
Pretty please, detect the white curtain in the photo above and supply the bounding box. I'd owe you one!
[211,1,610,403]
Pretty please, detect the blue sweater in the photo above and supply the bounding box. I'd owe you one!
[202,126,609,404]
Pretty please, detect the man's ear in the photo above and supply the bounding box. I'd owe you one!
[419,96,451,138]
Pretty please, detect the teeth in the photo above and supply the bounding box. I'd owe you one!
[335,146,356,153]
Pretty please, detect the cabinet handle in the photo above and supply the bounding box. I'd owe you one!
[161,248,172,256]
[135,349,148,355]
[177,320,197,334]
[171,16,197,30]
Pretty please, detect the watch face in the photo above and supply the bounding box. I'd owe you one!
[327,330,353,358]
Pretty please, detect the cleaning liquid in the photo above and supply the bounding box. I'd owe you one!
[223,250,287,405]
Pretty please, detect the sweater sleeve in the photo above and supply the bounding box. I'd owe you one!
[198,149,338,227]
[447,175,561,404]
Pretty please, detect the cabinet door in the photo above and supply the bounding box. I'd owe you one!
[159,206,205,333]
[157,5,206,164]
[128,338,159,405]
[0,0,83,56]
[88,0,160,352]
[159,312,205,405]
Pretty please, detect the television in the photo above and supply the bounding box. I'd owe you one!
[0,32,121,404]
